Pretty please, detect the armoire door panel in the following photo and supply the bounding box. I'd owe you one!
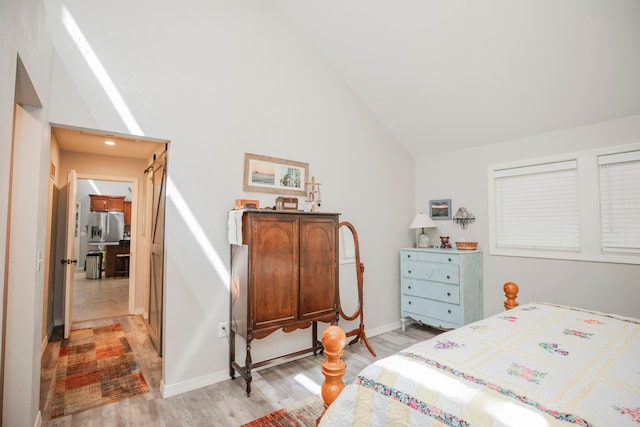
[299,217,337,319]
[250,216,299,327]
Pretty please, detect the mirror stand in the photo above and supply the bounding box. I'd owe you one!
[338,222,376,357]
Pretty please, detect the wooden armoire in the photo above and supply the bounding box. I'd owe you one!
[229,210,339,395]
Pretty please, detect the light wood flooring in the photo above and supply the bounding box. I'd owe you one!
[40,315,440,426]
[72,270,129,322]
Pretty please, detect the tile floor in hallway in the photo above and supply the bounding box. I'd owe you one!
[72,269,129,322]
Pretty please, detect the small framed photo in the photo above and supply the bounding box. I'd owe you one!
[429,199,451,220]
[243,153,309,196]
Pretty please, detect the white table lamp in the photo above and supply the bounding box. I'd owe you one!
[410,212,436,248]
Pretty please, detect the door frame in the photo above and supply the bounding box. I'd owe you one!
[76,173,139,316]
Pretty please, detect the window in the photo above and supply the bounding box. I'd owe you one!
[599,151,640,254]
[489,144,640,264]
[494,160,579,251]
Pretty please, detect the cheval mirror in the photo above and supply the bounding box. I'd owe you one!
[337,222,376,357]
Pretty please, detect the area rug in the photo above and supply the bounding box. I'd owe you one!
[240,394,325,427]
[50,323,149,418]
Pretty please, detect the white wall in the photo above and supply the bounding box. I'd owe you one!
[0,0,53,425]
[45,0,415,397]
[416,115,640,318]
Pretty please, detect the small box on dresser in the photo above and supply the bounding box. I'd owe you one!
[400,248,482,330]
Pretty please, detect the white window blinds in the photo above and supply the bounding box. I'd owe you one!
[599,151,640,253]
[494,160,580,250]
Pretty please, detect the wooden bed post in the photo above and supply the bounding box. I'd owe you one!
[503,282,519,310]
[317,325,346,426]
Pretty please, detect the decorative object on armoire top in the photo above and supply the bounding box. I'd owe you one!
[452,207,476,229]
[275,196,298,211]
[409,212,436,248]
[235,199,259,210]
[305,176,321,212]
[440,236,452,249]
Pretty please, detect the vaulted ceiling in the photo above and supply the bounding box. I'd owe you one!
[275,0,640,157]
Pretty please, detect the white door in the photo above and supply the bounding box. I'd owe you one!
[63,170,78,339]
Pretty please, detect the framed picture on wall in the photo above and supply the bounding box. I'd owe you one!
[429,199,451,220]
[243,153,309,196]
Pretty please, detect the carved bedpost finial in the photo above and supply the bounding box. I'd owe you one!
[504,282,519,310]
[317,325,347,426]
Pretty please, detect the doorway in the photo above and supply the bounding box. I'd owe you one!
[73,178,133,322]
[46,125,168,351]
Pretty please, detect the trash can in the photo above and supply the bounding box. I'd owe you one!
[86,252,102,279]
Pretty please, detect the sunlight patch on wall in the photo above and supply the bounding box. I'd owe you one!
[61,6,143,136]
[166,177,230,286]
[87,179,101,195]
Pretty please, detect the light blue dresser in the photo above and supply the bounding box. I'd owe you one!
[400,248,482,330]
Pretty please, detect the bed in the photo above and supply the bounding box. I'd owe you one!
[318,283,640,426]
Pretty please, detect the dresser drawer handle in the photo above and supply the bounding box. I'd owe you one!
[408,285,412,290]
[447,292,451,296]
[448,258,452,262]
[408,270,412,274]
[408,301,412,305]
[448,309,452,314]
[446,275,450,279]
[407,254,411,258]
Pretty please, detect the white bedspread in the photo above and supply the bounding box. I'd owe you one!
[320,303,640,426]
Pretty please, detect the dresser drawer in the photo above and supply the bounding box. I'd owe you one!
[401,250,459,265]
[402,296,460,324]
[401,279,460,304]
[401,260,459,284]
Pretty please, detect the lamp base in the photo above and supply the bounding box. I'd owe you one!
[417,233,430,248]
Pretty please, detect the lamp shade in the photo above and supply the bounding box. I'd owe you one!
[409,212,436,229]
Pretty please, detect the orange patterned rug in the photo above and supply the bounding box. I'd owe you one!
[50,323,149,418]
[240,394,324,427]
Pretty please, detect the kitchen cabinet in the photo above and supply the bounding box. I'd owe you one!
[89,195,108,212]
[400,248,482,330]
[229,210,339,395]
[123,201,132,225]
[89,194,126,212]
[106,196,125,212]
[105,242,130,278]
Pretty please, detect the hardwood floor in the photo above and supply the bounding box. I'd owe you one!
[40,318,440,426]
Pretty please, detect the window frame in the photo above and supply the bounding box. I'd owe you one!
[488,143,640,265]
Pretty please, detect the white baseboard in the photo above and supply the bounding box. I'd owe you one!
[364,320,402,337]
[160,320,403,399]
[133,308,148,319]
[33,410,42,427]
[161,370,229,398]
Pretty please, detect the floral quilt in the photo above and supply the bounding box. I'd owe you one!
[319,303,640,426]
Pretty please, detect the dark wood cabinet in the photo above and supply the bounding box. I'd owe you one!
[123,200,132,225]
[106,196,125,212]
[229,210,339,395]
[89,194,108,212]
[89,194,126,212]
[105,242,130,278]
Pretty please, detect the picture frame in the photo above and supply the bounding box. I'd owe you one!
[243,153,309,196]
[429,199,452,220]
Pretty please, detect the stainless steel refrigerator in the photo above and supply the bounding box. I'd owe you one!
[88,211,124,245]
